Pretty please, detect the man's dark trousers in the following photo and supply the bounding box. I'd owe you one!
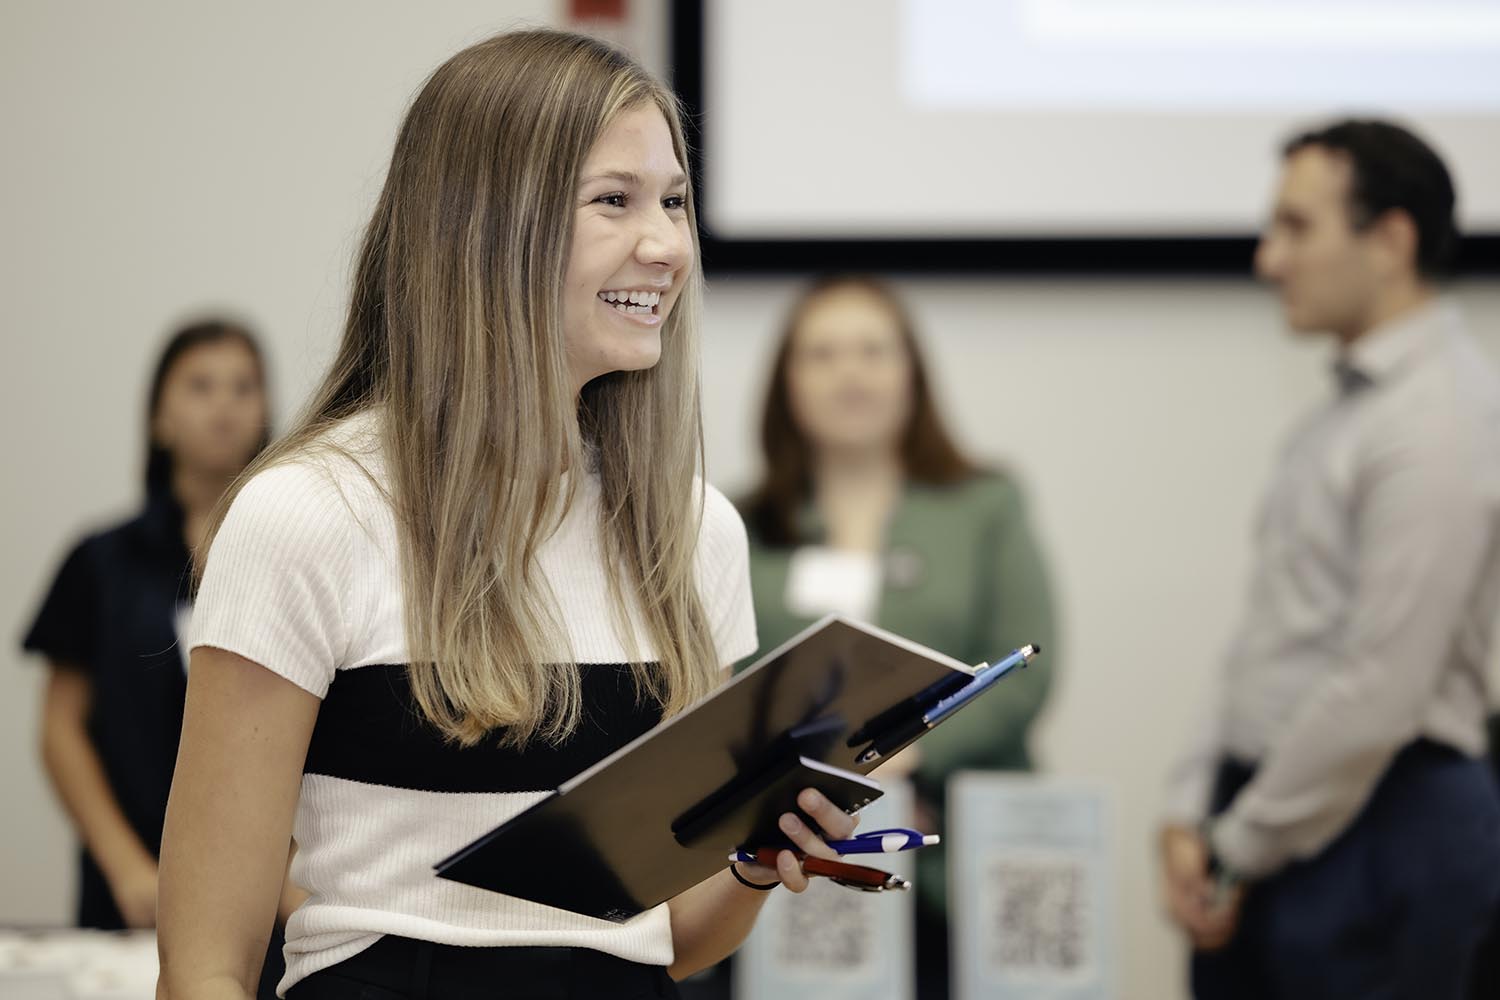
[1191,740,1500,1000]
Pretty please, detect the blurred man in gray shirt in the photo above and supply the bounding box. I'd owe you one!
[1161,119,1500,1000]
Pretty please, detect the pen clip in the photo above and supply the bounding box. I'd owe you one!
[831,875,906,893]
[851,827,921,840]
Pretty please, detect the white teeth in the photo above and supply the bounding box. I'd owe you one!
[599,290,661,307]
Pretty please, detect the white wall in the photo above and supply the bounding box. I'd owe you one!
[3,5,1498,999]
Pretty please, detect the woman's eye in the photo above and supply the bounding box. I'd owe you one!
[663,194,687,211]
[594,193,627,208]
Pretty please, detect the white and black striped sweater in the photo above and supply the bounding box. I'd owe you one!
[190,411,757,995]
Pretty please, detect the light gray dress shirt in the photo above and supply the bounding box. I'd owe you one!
[1167,299,1500,877]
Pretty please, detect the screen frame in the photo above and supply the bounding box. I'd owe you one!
[669,0,1500,276]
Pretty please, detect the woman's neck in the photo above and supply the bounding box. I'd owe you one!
[811,447,903,553]
[173,466,238,563]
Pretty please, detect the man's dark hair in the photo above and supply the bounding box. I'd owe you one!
[1284,119,1459,278]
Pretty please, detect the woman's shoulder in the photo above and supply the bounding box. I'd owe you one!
[693,482,755,593]
[250,413,385,493]
[53,503,171,579]
[226,416,390,541]
[69,510,145,556]
[964,466,1028,503]
[697,479,749,557]
[915,467,1031,521]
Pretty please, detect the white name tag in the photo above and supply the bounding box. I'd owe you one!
[784,546,883,623]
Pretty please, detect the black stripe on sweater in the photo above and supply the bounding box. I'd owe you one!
[303,663,664,794]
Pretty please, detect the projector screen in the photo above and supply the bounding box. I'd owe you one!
[693,0,1500,242]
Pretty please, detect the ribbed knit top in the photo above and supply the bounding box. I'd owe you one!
[189,410,757,995]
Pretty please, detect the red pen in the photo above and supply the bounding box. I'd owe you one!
[753,848,911,892]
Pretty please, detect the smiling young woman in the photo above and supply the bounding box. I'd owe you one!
[153,30,860,1000]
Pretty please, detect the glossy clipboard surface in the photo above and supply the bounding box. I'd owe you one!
[433,615,974,922]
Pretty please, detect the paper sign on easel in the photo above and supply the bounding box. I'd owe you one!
[735,777,917,1000]
[949,774,1113,1000]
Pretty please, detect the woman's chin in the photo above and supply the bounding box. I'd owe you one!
[607,341,663,374]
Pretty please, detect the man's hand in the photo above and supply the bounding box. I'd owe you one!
[1159,823,1243,952]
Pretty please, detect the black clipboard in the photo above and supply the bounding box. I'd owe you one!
[433,615,980,922]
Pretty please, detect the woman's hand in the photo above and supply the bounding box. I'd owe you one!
[109,856,160,929]
[670,787,865,976]
[735,788,861,893]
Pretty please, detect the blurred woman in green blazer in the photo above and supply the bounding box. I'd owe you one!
[739,275,1058,999]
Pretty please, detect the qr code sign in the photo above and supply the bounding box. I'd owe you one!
[773,876,879,969]
[983,853,1091,978]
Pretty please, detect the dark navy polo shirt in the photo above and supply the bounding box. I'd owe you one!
[22,490,192,929]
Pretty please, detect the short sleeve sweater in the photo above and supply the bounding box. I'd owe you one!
[189,411,757,994]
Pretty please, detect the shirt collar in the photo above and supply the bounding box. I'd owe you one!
[141,485,189,558]
[1337,297,1457,390]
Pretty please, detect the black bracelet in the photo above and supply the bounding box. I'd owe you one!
[728,863,779,891]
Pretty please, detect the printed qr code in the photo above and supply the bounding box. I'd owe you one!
[773,876,880,968]
[983,854,1091,977]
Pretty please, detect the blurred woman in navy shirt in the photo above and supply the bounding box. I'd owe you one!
[21,320,284,980]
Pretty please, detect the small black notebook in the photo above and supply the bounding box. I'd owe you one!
[434,615,981,922]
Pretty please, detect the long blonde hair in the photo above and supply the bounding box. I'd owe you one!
[205,30,718,747]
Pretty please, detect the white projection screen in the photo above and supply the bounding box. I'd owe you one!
[675,0,1500,270]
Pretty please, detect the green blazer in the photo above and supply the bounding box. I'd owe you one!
[738,472,1058,915]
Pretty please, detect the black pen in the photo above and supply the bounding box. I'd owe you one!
[856,644,1040,765]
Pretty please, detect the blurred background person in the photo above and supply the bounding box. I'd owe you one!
[1160,120,1500,1000]
[738,275,1059,999]
[19,319,291,997]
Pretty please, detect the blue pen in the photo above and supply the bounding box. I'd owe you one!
[855,644,1041,765]
[730,828,941,863]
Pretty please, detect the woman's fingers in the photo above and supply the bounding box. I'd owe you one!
[776,788,859,862]
[763,787,866,893]
[777,809,836,863]
[775,849,810,892]
[797,788,859,841]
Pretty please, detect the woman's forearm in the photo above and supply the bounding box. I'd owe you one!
[155,972,253,1000]
[40,669,157,883]
[666,867,776,979]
